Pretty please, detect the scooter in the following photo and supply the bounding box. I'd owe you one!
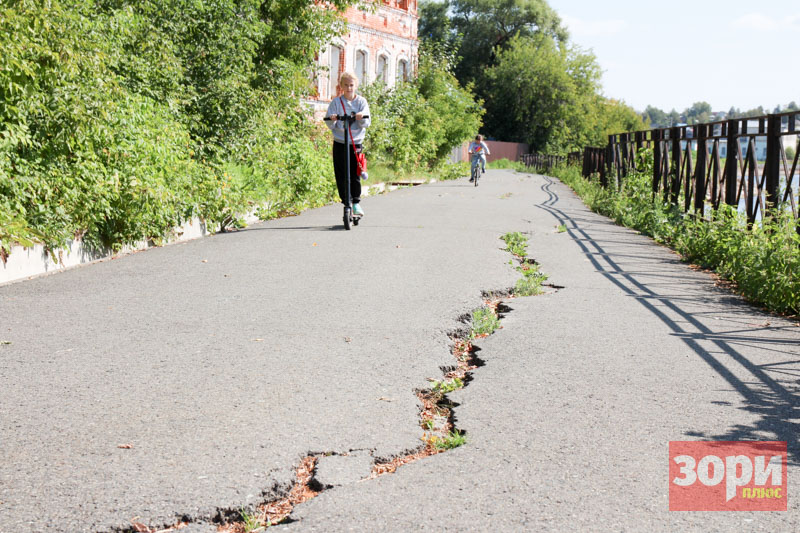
[324,112,369,230]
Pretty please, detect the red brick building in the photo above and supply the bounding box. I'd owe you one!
[312,0,419,105]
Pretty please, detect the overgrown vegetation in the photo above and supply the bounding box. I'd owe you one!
[361,39,482,173]
[0,0,356,257]
[550,159,800,315]
[0,1,479,259]
[488,158,528,172]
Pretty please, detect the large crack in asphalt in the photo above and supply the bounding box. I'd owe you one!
[113,243,555,533]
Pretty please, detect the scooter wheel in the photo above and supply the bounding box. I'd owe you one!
[343,207,352,230]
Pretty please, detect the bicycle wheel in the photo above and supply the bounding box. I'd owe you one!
[473,164,480,186]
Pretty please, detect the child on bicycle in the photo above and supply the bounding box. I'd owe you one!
[325,71,371,216]
[468,134,490,181]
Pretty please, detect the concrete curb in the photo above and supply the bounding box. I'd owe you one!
[0,180,430,286]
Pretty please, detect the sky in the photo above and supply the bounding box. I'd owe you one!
[547,0,800,113]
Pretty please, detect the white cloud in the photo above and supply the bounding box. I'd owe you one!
[732,12,800,31]
[561,15,626,38]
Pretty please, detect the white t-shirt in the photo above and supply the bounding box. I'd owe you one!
[325,95,371,145]
[469,141,490,158]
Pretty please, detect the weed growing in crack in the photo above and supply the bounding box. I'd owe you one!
[515,262,549,296]
[502,233,550,296]
[501,231,528,258]
[218,456,319,532]
[372,301,501,480]
[432,430,467,450]
[240,508,266,532]
[471,307,501,338]
[432,377,464,394]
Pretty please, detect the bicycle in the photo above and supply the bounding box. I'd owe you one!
[470,153,482,186]
[324,111,370,230]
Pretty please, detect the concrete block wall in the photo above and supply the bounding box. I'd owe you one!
[450,141,530,164]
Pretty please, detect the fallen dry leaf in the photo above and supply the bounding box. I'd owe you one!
[117,443,133,449]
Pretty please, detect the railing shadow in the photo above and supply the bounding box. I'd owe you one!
[536,175,800,464]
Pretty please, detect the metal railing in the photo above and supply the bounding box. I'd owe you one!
[581,112,800,227]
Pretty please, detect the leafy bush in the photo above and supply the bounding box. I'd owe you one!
[488,158,526,171]
[361,40,482,173]
[0,0,349,257]
[438,162,469,181]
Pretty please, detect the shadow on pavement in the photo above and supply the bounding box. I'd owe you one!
[537,175,800,464]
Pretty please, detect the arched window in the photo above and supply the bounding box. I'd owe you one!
[376,55,388,84]
[355,49,368,86]
[397,59,408,82]
[329,45,343,97]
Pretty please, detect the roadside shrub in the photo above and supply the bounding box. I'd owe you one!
[361,40,482,173]
[0,0,348,257]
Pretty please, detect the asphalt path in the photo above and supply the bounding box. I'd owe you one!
[288,174,800,532]
[2,170,799,532]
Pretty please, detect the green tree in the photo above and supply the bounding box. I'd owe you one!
[448,0,567,87]
[685,101,712,125]
[419,0,453,45]
[591,99,648,144]
[643,106,668,128]
[484,34,608,151]
[741,105,765,118]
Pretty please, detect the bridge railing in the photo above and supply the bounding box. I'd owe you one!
[581,111,800,227]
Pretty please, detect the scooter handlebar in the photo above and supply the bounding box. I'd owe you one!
[323,113,370,122]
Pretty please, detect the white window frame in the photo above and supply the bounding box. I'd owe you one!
[354,47,369,87]
[376,52,390,85]
[328,44,344,98]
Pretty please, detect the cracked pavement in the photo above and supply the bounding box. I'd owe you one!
[2,171,799,532]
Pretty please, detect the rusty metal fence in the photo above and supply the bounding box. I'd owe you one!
[580,111,800,227]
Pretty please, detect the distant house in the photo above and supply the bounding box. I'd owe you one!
[309,0,419,111]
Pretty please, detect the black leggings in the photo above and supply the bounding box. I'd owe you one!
[332,141,361,205]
